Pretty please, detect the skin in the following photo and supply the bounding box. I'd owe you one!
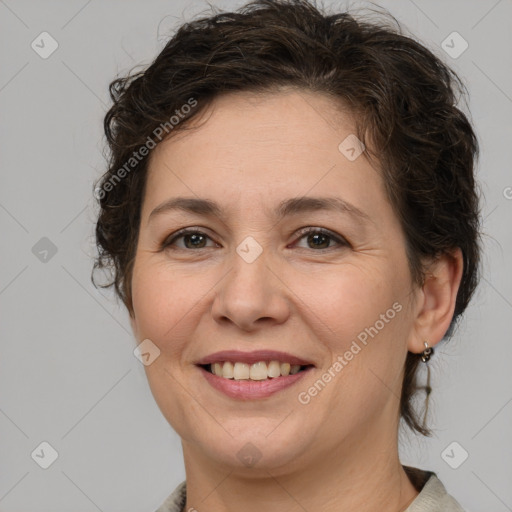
[129,88,463,512]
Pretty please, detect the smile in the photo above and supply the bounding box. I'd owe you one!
[195,349,315,399]
[204,360,310,380]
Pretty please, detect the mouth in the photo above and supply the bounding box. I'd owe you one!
[195,350,315,400]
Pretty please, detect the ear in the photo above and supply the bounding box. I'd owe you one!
[407,248,464,353]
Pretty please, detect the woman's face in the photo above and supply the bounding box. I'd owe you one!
[130,89,422,472]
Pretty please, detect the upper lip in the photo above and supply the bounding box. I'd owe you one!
[195,350,315,367]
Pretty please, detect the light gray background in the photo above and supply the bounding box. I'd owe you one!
[0,0,511,510]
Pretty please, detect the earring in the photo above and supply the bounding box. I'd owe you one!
[420,341,433,430]
[421,340,434,362]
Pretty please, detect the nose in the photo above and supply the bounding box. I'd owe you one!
[210,243,291,332]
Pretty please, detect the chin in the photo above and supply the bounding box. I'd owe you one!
[186,422,314,473]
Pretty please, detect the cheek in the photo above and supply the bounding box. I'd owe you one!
[130,261,199,355]
[297,264,405,342]
[299,270,409,429]
[322,271,410,391]
[131,264,203,431]
[297,261,412,408]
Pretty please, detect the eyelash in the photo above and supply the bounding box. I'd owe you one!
[160,227,349,252]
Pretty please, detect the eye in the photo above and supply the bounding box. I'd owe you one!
[160,227,349,251]
[161,228,218,250]
[292,227,349,251]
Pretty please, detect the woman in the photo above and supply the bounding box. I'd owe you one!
[93,0,480,510]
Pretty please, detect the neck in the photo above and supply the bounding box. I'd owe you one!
[181,425,419,512]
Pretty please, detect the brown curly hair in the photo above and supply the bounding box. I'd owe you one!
[92,0,481,437]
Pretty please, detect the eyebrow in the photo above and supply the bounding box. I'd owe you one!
[148,195,372,226]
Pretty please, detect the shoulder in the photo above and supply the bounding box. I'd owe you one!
[154,480,187,512]
[404,467,466,512]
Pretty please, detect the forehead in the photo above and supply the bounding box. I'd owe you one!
[143,89,386,223]
[157,88,359,155]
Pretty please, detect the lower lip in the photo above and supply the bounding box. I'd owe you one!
[199,366,313,400]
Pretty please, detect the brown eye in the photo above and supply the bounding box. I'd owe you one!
[161,227,349,252]
[293,228,349,250]
[161,229,217,250]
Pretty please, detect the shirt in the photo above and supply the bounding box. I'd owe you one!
[154,466,465,512]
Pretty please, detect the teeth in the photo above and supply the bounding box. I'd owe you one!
[290,364,301,375]
[249,362,268,380]
[222,361,234,379]
[213,363,223,377]
[268,361,281,378]
[209,360,307,380]
[233,362,250,380]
